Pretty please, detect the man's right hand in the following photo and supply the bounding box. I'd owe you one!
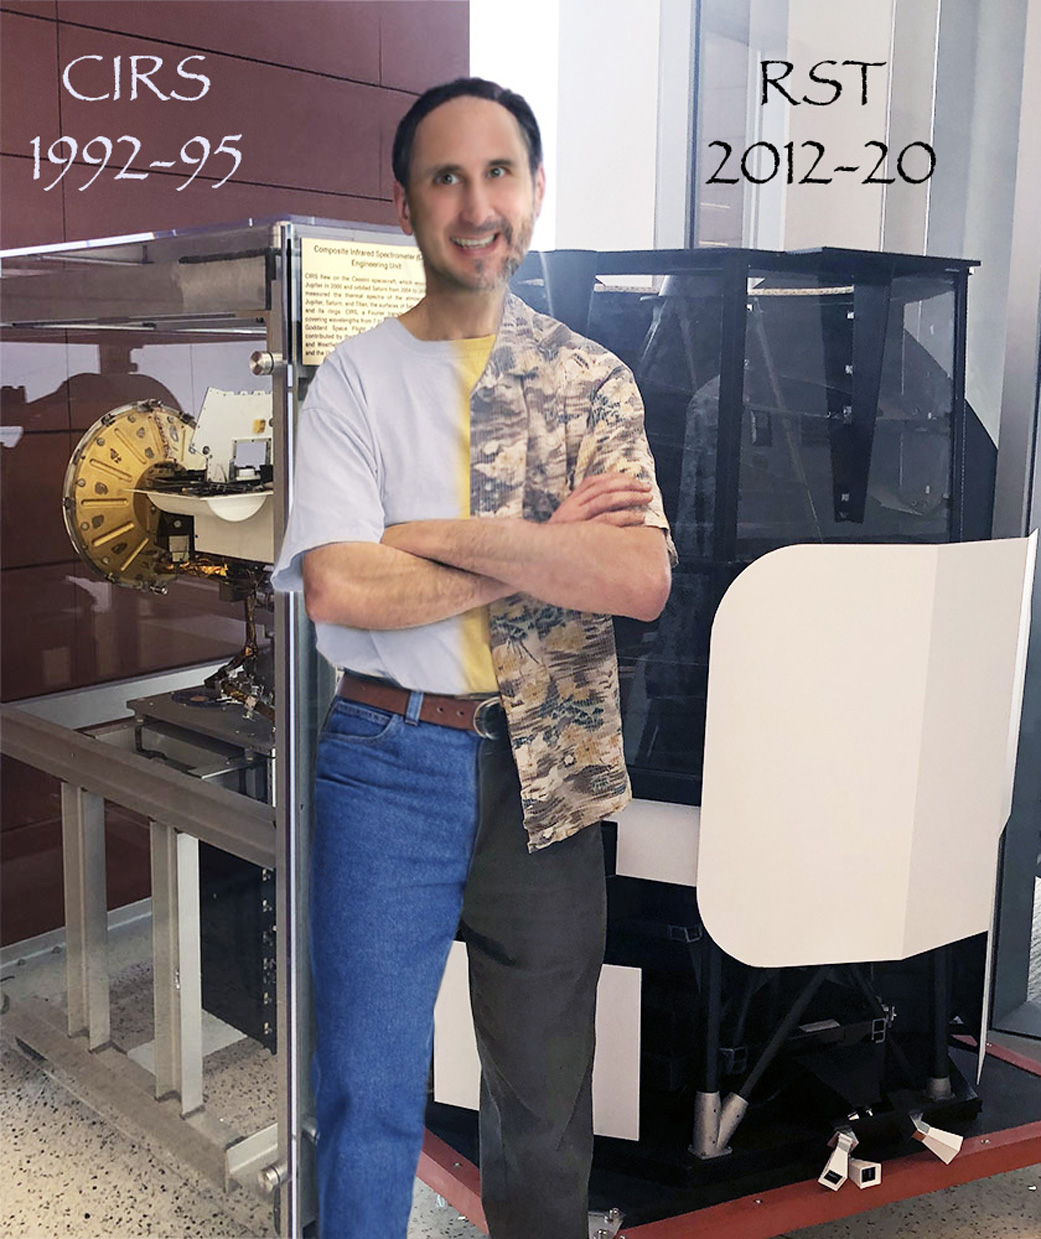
[548,471,653,527]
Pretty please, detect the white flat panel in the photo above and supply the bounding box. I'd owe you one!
[614,799,700,887]
[433,949,642,1141]
[193,389,272,475]
[592,964,641,1140]
[432,941,481,1112]
[697,537,1035,969]
[904,535,1037,955]
[555,0,661,249]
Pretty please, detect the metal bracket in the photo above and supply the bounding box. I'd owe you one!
[589,1206,624,1239]
[226,1121,280,1193]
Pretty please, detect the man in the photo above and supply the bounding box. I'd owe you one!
[273,78,674,1239]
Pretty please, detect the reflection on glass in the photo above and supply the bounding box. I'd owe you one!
[1,328,270,702]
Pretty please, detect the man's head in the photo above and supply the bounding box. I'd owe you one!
[392,78,542,189]
[392,78,545,296]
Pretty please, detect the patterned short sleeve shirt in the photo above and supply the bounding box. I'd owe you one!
[473,293,677,850]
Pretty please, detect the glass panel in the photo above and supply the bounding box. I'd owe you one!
[0,228,286,1235]
[736,270,957,558]
[587,271,727,800]
[536,255,968,805]
[694,0,756,247]
[2,221,415,1234]
[1,329,271,700]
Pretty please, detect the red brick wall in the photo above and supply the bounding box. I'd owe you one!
[0,0,468,945]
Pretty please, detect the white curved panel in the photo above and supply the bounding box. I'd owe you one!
[697,535,1035,968]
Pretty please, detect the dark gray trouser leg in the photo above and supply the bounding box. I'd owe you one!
[460,737,607,1239]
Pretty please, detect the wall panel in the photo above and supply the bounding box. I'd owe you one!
[0,0,56,16]
[1,755,62,833]
[0,155,66,249]
[62,368,182,431]
[380,1,468,92]
[55,25,385,198]
[0,0,466,250]
[0,429,74,569]
[0,818,65,943]
[1,563,78,700]
[0,809,151,945]
[72,575,244,686]
[0,340,73,431]
[55,0,383,81]
[0,10,61,154]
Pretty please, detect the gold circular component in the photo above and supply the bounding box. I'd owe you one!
[63,400,197,589]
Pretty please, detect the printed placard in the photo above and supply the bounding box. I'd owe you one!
[301,239,426,365]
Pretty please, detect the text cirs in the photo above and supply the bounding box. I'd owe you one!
[61,54,211,102]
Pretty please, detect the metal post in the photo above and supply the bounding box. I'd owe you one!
[274,222,322,1238]
[928,946,953,1101]
[692,933,724,1158]
[702,936,723,1096]
[150,821,179,1100]
[712,252,751,570]
[61,783,110,1048]
[149,821,204,1115]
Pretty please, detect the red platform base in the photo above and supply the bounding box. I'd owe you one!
[418,1040,1041,1238]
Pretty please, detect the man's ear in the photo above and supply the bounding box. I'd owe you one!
[393,181,413,235]
[533,164,546,219]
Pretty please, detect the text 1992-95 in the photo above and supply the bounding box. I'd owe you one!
[28,52,243,192]
[30,135,243,192]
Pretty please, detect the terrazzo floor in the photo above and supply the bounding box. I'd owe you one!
[2,906,1040,1239]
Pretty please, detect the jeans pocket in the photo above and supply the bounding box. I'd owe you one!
[321,698,401,746]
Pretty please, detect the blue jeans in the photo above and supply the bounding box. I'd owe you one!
[310,693,606,1239]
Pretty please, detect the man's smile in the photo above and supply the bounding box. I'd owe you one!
[451,233,500,250]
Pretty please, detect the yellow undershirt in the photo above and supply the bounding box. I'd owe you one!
[453,335,498,693]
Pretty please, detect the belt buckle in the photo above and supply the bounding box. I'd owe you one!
[472,697,503,739]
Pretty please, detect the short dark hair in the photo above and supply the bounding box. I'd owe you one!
[392,77,542,188]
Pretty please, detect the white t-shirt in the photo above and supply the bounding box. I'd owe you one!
[271,317,497,694]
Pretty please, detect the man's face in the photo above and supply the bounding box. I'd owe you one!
[394,95,545,296]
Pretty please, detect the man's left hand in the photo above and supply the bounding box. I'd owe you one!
[549,471,652,526]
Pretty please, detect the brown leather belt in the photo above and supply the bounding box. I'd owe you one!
[336,672,505,739]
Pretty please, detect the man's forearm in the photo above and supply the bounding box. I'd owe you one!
[303,541,508,630]
[381,518,670,621]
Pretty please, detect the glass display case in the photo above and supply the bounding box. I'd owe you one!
[0,217,421,1237]
[417,247,1006,1227]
